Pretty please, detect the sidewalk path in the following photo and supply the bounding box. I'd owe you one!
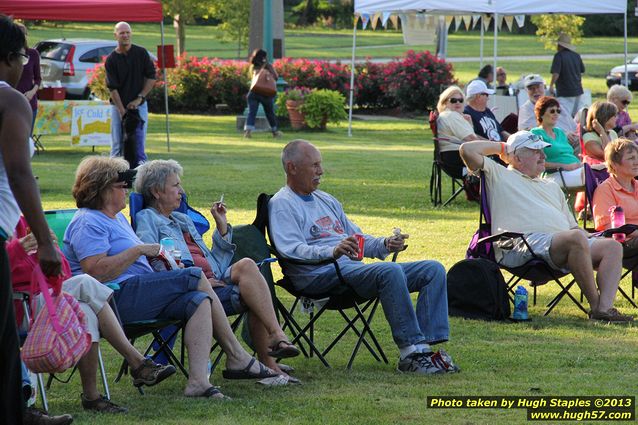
[328,52,635,63]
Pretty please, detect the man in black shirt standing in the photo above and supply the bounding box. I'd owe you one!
[549,33,586,118]
[105,21,156,165]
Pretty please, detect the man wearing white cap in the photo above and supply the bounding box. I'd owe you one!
[518,74,579,152]
[464,80,510,142]
[459,131,633,323]
[549,33,586,118]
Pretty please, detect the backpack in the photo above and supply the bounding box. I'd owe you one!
[447,258,511,321]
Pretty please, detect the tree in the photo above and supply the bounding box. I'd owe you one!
[209,0,251,58]
[530,15,585,51]
[162,0,213,55]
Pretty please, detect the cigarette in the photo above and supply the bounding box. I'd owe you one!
[219,194,224,204]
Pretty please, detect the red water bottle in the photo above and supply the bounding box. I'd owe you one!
[609,205,626,242]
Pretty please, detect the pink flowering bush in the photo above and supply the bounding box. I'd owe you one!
[384,50,456,112]
[88,51,455,114]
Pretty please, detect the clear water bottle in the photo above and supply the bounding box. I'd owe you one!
[609,206,626,243]
[512,286,529,321]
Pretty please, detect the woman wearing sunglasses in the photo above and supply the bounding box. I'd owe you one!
[607,85,637,141]
[435,85,485,177]
[530,96,585,189]
[583,101,619,166]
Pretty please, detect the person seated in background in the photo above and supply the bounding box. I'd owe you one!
[435,86,486,176]
[133,159,299,377]
[583,101,618,166]
[63,156,280,400]
[269,140,459,375]
[530,96,585,189]
[518,74,579,151]
[494,67,510,96]
[9,216,175,413]
[467,64,494,90]
[459,131,633,323]
[607,85,637,141]
[593,139,638,245]
[464,80,510,142]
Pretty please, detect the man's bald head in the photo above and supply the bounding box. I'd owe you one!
[281,139,315,173]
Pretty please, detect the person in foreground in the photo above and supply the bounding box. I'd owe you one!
[0,14,72,425]
[593,139,638,243]
[63,156,279,400]
[268,139,459,374]
[9,217,176,414]
[133,159,299,376]
[459,131,633,322]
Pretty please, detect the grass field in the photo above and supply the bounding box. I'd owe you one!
[31,115,638,425]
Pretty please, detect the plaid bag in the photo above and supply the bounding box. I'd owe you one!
[21,265,91,373]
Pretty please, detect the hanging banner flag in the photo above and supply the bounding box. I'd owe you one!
[381,11,392,28]
[460,15,472,31]
[482,14,492,31]
[389,15,399,29]
[472,15,481,29]
[496,15,504,30]
[445,15,454,31]
[371,13,381,29]
[503,16,514,31]
[514,15,526,28]
[361,13,370,29]
[454,16,462,31]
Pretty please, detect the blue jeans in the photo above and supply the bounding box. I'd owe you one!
[304,260,449,348]
[245,91,278,131]
[110,102,148,162]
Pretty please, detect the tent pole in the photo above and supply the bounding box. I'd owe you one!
[480,15,484,68]
[347,16,358,137]
[161,20,171,152]
[624,11,628,86]
[493,13,498,81]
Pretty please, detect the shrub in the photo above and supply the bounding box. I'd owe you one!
[384,50,456,112]
[275,86,312,117]
[299,88,347,129]
[354,59,397,110]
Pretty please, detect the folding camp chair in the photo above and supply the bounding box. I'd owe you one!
[255,193,390,369]
[428,111,466,206]
[467,172,588,316]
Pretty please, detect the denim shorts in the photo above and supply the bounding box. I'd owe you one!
[212,266,245,316]
[114,268,210,323]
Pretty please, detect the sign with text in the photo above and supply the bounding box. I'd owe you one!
[71,105,112,147]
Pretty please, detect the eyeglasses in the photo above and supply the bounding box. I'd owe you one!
[622,100,631,106]
[448,98,464,104]
[15,51,29,65]
[497,73,506,77]
[547,108,561,115]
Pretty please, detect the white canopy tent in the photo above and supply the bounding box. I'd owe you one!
[348,0,630,135]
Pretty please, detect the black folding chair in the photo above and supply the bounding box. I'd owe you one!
[468,172,588,316]
[428,111,466,206]
[255,193,390,369]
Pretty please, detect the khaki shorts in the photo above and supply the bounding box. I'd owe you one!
[495,232,595,273]
[36,274,113,342]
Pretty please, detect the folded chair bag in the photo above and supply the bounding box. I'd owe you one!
[21,264,91,373]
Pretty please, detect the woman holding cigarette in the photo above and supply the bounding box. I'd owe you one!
[134,159,299,377]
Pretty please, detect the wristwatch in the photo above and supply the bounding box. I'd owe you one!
[137,94,146,102]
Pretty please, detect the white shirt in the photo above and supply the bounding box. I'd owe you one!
[0,81,22,237]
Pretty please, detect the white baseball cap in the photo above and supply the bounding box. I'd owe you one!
[466,80,495,97]
[506,131,551,153]
[524,74,545,88]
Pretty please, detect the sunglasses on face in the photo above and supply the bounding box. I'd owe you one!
[15,51,29,65]
[448,98,464,104]
[547,108,561,115]
[622,100,631,106]
[497,73,506,77]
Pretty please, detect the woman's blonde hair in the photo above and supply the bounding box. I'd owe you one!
[607,84,632,103]
[436,85,464,113]
[604,137,638,175]
[72,156,129,210]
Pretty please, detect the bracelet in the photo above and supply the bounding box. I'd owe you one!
[500,142,506,155]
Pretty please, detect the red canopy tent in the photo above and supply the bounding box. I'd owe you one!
[0,0,162,22]
[0,0,172,151]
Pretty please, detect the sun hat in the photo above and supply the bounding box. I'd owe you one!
[557,33,575,51]
[466,80,495,97]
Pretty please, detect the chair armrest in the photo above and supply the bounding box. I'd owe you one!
[477,232,524,244]
[592,224,638,238]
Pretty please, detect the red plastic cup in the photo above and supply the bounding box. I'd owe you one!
[354,234,365,260]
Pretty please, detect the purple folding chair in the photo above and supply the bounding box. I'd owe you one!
[467,171,588,316]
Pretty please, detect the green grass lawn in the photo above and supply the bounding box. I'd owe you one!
[32,115,638,424]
